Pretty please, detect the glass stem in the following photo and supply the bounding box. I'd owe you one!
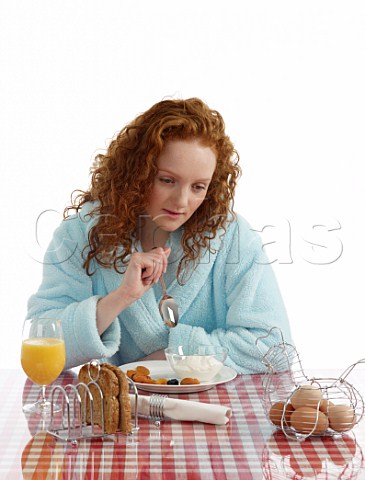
[40,385,47,405]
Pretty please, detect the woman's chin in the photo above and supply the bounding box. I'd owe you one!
[158,224,180,232]
[154,218,185,232]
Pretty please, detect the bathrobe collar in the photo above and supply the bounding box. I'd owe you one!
[99,227,221,354]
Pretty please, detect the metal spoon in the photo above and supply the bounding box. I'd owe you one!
[149,246,179,328]
[159,274,179,328]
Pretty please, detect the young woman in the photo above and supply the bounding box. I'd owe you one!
[27,97,292,373]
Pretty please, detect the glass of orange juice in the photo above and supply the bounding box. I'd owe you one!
[21,317,66,415]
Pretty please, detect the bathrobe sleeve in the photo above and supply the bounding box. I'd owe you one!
[27,215,121,370]
[168,215,293,374]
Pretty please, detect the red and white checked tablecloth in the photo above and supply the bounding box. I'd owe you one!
[1,368,365,479]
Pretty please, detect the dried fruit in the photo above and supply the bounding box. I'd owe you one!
[143,377,157,384]
[180,378,200,385]
[156,378,168,384]
[167,379,179,385]
[136,365,150,375]
[133,374,151,383]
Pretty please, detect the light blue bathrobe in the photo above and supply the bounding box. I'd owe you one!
[27,202,292,374]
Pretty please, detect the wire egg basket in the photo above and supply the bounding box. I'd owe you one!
[256,327,365,440]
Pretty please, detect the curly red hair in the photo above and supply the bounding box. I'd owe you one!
[64,97,241,283]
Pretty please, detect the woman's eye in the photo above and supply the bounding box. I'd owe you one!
[159,177,174,184]
[193,184,206,191]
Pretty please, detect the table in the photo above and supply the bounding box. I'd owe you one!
[1,367,365,479]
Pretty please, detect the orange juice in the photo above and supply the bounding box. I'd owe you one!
[21,338,66,385]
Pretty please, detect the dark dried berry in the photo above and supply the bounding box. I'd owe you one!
[167,379,179,385]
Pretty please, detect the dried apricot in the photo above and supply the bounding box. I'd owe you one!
[133,374,150,383]
[181,378,200,385]
[156,378,168,385]
[143,377,157,384]
[126,369,137,379]
[136,365,150,375]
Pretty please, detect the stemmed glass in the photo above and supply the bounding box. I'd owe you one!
[21,317,66,415]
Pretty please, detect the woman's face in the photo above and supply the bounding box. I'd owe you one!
[145,139,217,232]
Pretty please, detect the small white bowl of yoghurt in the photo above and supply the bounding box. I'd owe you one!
[164,345,228,382]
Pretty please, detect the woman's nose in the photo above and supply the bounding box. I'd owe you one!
[172,186,189,208]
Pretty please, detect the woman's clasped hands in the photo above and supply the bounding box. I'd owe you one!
[96,247,171,335]
[120,247,171,301]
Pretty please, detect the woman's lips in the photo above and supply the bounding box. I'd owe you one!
[162,209,183,219]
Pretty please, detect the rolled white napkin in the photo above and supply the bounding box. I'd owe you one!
[129,394,232,425]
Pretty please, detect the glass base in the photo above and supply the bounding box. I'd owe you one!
[23,399,62,416]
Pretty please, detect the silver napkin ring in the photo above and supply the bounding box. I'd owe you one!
[149,394,167,426]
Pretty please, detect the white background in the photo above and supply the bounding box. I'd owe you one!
[1,1,364,371]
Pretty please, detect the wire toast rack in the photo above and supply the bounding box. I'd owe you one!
[256,327,365,440]
[47,360,140,443]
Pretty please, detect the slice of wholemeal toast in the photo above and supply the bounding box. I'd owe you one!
[78,363,119,434]
[78,363,131,434]
[105,363,132,434]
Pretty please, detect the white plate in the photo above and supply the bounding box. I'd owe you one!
[119,360,237,394]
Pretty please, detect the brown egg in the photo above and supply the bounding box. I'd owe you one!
[328,404,356,433]
[290,407,329,435]
[290,384,323,409]
[269,401,295,426]
[319,398,334,414]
